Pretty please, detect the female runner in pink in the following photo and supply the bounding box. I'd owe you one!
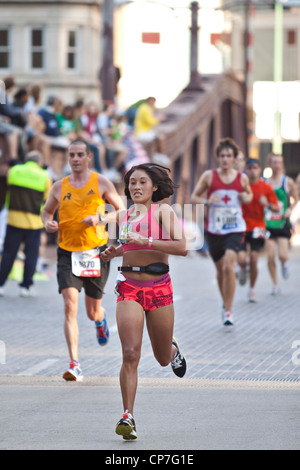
[101,163,187,440]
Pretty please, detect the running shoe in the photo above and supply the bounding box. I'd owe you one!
[63,360,84,382]
[20,286,37,298]
[281,262,290,280]
[115,410,137,440]
[171,337,187,378]
[271,285,281,296]
[223,310,234,326]
[95,312,109,346]
[238,267,247,286]
[248,289,258,303]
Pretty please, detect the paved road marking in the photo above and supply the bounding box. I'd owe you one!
[18,359,59,376]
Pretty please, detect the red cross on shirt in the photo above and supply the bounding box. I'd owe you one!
[222,195,231,205]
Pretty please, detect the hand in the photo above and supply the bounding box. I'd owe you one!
[207,194,220,206]
[239,192,250,204]
[45,220,59,234]
[125,232,148,246]
[259,195,268,207]
[101,245,118,262]
[284,207,292,219]
[81,215,98,227]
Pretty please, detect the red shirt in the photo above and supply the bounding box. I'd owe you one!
[242,179,278,232]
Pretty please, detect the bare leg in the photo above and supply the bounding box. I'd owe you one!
[215,250,237,311]
[62,287,80,362]
[85,295,105,323]
[266,239,278,285]
[277,237,289,265]
[146,304,176,366]
[249,251,259,289]
[116,301,144,415]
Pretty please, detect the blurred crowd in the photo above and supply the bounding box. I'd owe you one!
[0,77,171,268]
[0,77,171,187]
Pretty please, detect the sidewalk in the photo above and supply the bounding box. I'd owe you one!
[0,243,299,450]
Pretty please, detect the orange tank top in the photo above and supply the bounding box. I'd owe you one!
[58,172,108,251]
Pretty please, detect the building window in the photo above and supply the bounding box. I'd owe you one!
[0,28,10,69]
[67,30,77,70]
[287,30,296,46]
[31,28,44,69]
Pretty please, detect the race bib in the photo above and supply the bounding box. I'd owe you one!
[265,201,284,222]
[215,208,238,232]
[71,248,101,278]
[252,227,270,240]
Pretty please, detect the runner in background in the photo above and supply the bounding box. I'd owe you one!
[191,138,252,326]
[265,153,298,295]
[237,159,279,302]
[42,139,124,382]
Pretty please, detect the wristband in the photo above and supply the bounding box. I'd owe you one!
[148,237,153,247]
[98,214,105,224]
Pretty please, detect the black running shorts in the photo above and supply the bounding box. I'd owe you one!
[57,247,110,300]
[268,222,292,240]
[239,232,265,253]
[206,231,245,263]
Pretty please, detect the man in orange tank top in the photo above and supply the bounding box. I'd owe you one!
[42,139,125,381]
[191,138,253,327]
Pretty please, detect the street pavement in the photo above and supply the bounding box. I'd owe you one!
[0,242,299,450]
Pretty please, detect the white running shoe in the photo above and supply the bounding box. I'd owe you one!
[63,361,84,382]
[271,285,281,296]
[281,262,290,280]
[171,337,187,378]
[20,286,37,298]
[248,289,258,303]
[238,267,247,286]
[115,410,137,440]
[223,310,234,326]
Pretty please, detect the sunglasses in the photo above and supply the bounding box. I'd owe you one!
[247,164,260,169]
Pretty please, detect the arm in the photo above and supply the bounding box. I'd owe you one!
[125,204,188,257]
[260,185,280,212]
[41,181,61,233]
[285,177,299,219]
[191,171,212,205]
[239,173,253,204]
[100,244,124,262]
[81,175,126,227]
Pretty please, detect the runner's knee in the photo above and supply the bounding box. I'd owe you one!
[122,347,141,368]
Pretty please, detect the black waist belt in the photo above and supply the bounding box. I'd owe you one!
[118,263,169,275]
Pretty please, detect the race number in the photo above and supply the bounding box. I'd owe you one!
[71,248,101,277]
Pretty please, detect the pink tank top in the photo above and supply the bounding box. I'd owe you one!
[119,203,170,252]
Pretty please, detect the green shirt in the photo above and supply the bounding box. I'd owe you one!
[265,176,290,230]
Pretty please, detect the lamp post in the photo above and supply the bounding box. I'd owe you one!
[100,0,204,101]
[100,0,115,103]
[273,0,284,154]
[185,1,203,91]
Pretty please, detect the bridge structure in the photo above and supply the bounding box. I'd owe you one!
[148,72,247,204]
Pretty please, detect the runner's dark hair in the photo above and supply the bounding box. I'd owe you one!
[215,138,240,158]
[124,163,178,202]
[69,139,91,155]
